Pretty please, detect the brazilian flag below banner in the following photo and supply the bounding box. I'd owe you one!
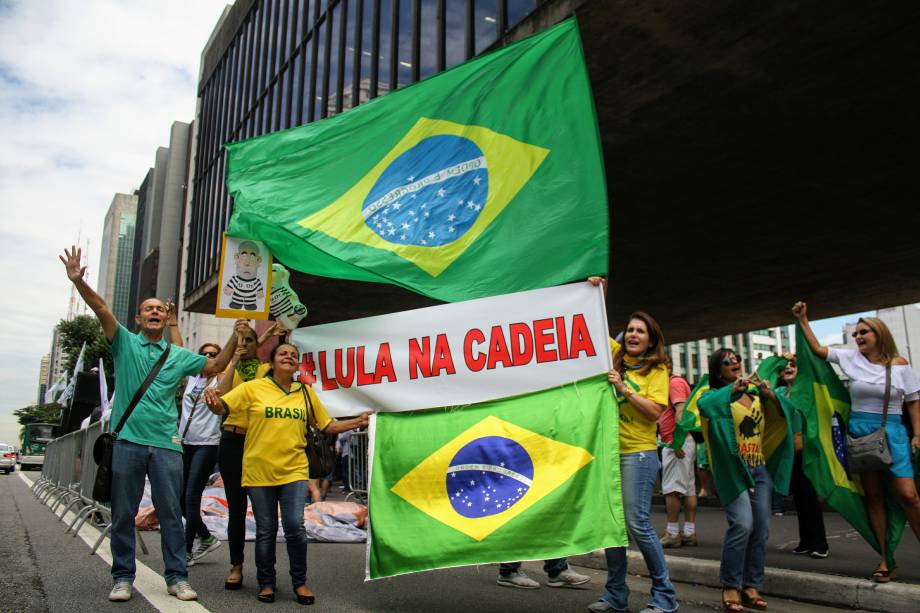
[224,19,608,302]
[367,374,626,579]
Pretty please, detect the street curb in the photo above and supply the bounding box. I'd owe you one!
[569,550,920,612]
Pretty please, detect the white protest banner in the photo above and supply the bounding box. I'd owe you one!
[290,282,610,416]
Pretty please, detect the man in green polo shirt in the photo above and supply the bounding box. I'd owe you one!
[61,245,246,603]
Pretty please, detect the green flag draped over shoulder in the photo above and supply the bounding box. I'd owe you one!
[367,374,626,579]
[790,323,906,567]
[225,19,608,303]
[668,378,706,450]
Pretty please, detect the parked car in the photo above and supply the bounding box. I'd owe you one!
[0,443,16,474]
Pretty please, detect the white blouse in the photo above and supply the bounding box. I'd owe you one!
[827,347,920,415]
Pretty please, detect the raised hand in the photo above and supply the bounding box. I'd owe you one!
[791,301,807,320]
[203,388,225,414]
[59,246,85,283]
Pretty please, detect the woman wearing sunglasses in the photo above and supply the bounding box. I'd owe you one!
[179,343,225,568]
[793,302,920,582]
[204,343,370,605]
[589,306,679,613]
[774,357,829,559]
[698,348,793,612]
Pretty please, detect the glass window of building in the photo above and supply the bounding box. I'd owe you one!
[313,15,327,119]
[419,0,438,79]
[474,0,498,54]
[327,1,342,115]
[342,0,357,110]
[397,0,413,87]
[508,0,537,25]
[378,0,393,90]
[444,1,465,68]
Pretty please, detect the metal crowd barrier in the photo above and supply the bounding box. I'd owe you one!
[346,430,369,504]
[31,419,147,555]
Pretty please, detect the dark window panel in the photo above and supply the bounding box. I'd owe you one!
[377,0,392,92]
[344,0,358,110]
[300,34,314,123]
[474,0,498,54]
[243,15,258,120]
[217,59,229,150]
[419,0,436,79]
[309,20,324,121]
[319,0,328,15]
[259,0,274,99]
[507,0,535,27]
[364,0,376,100]
[388,0,399,90]
[445,0,464,68]
[291,48,304,125]
[327,1,342,116]
[280,65,291,129]
[397,0,412,86]
[227,40,240,141]
[274,0,287,77]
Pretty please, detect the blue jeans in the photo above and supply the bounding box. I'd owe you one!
[248,480,309,590]
[182,444,218,553]
[110,440,186,585]
[603,450,678,612]
[499,558,568,577]
[720,465,772,589]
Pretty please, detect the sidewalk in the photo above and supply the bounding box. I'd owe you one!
[571,503,920,612]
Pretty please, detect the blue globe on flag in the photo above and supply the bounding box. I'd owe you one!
[362,135,489,247]
[446,436,533,519]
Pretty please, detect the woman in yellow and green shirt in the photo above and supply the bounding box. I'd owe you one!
[594,311,678,613]
[205,343,370,605]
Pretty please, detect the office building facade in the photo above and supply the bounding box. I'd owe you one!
[185,0,545,311]
[667,326,793,386]
[98,193,138,325]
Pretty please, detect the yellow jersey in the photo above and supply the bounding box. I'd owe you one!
[610,338,669,454]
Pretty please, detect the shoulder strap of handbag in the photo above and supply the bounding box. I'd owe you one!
[881,362,892,427]
[301,384,318,430]
[112,343,171,438]
[181,374,213,441]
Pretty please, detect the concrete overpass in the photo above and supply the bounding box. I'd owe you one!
[239,0,920,343]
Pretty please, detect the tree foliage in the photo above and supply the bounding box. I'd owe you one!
[13,402,62,428]
[57,315,113,374]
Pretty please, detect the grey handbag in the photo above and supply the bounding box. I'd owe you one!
[846,363,893,473]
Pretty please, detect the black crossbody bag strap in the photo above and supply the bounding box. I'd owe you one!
[112,344,171,438]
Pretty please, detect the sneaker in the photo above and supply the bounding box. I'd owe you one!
[192,535,221,561]
[186,552,196,567]
[167,581,199,601]
[587,600,626,613]
[681,532,698,546]
[547,568,590,588]
[660,532,682,548]
[810,549,829,559]
[791,545,811,555]
[108,582,132,602]
[496,570,540,589]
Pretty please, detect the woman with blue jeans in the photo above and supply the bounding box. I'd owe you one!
[698,349,793,612]
[179,343,224,566]
[206,343,370,605]
[793,303,920,582]
[588,306,678,613]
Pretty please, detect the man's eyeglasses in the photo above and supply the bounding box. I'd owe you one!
[851,329,873,338]
[200,350,218,358]
[721,356,740,366]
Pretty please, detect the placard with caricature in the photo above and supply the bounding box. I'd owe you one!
[216,234,273,319]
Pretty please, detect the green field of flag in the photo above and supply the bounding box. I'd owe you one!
[790,323,907,566]
[224,18,608,302]
[367,374,626,578]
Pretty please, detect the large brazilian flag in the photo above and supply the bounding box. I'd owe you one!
[368,375,626,578]
[791,323,907,567]
[224,19,608,302]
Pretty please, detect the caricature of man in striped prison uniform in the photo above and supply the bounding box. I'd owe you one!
[223,240,265,311]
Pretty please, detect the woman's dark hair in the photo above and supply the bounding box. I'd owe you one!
[708,348,739,389]
[266,343,299,378]
[612,311,667,377]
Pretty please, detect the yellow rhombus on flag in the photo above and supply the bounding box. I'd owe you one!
[390,415,593,541]
[299,118,549,277]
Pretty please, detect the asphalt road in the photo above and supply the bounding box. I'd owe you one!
[0,471,874,613]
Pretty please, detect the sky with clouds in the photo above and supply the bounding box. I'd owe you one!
[0,0,228,445]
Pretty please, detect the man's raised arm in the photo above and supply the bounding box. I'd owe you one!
[200,319,250,377]
[60,246,117,341]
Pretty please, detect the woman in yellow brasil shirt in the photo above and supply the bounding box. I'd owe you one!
[590,307,679,613]
[205,343,370,605]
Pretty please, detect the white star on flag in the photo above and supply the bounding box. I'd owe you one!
[473,176,481,185]
[449,226,455,233]
[437,188,446,197]
[407,176,415,182]
[401,222,411,230]
[428,231,435,239]
[393,202,401,210]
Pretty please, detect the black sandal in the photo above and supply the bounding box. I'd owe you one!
[871,567,896,583]
[224,565,243,590]
[741,588,768,610]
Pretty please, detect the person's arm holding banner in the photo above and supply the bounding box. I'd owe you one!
[165,300,184,347]
[60,246,117,341]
